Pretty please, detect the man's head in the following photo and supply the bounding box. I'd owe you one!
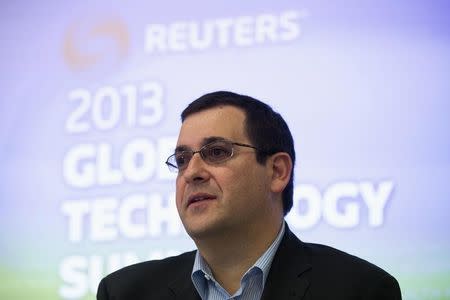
[181,91,295,215]
[171,91,294,240]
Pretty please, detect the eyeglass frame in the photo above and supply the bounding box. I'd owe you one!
[165,138,264,172]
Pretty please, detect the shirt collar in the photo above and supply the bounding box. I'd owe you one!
[253,221,285,285]
[191,221,286,296]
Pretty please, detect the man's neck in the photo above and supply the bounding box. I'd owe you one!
[194,219,284,295]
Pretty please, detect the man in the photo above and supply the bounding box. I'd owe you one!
[97,91,402,299]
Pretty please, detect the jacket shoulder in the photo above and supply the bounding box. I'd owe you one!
[276,227,401,298]
[106,250,195,281]
[304,242,390,276]
[302,242,401,297]
[97,251,196,299]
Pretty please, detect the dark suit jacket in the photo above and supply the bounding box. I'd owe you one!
[97,226,402,299]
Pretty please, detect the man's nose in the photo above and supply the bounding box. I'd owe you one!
[181,152,210,183]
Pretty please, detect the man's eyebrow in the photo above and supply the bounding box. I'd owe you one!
[174,137,227,152]
[174,145,189,153]
[203,136,227,145]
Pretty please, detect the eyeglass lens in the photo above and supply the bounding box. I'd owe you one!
[174,141,234,169]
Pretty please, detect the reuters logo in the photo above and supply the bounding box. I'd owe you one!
[63,18,129,71]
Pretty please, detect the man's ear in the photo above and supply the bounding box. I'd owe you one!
[269,152,292,193]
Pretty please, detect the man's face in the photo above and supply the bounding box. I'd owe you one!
[175,105,277,240]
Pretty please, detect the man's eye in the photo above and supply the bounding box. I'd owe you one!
[175,154,187,166]
[206,146,231,159]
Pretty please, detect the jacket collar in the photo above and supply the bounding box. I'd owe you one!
[168,251,201,300]
[261,224,312,300]
[168,224,311,300]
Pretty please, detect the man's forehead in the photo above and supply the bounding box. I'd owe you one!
[175,136,227,151]
[182,105,245,124]
[176,106,247,147]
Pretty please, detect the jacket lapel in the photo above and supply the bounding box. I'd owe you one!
[167,252,202,300]
[169,278,201,300]
[167,225,311,300]
[261,225,312,300]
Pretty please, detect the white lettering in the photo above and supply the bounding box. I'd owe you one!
[360,181,394,227]
[255,14,278,43]
[59,256,87,299]
[62,137,174,188]
[91,86,121,130]
[59,253,141,299]
[66,89,90,133]
[286,184,321,229]
[168,22,188,51]
[157,136,177,180]
[215,18,234,47]
[91,198,119,241]
[323,182,359,228]
[144,10,305,54]
[145,24,167,52]
[189,21,214,50]
[148,193,182,237]
[65,82,164,134]
[279,10,304,41]
[287,181,395,230]
[63,144,96,188]
[234,16,253,46]
[120,138,156,182]
[139,81,164,127]
[97,143,123,186]
[62,193,183,242]
[118,194,147,238]
[61,201,90,242]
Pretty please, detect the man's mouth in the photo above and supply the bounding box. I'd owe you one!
[187,193,217,206]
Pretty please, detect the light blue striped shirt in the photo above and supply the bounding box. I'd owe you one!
[191,222,285,300]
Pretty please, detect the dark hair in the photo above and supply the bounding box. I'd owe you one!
[181,91,295,215]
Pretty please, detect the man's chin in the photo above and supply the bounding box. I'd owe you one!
[183,220,226,241]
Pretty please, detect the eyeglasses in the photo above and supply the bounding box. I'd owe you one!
[166,139,260,172]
